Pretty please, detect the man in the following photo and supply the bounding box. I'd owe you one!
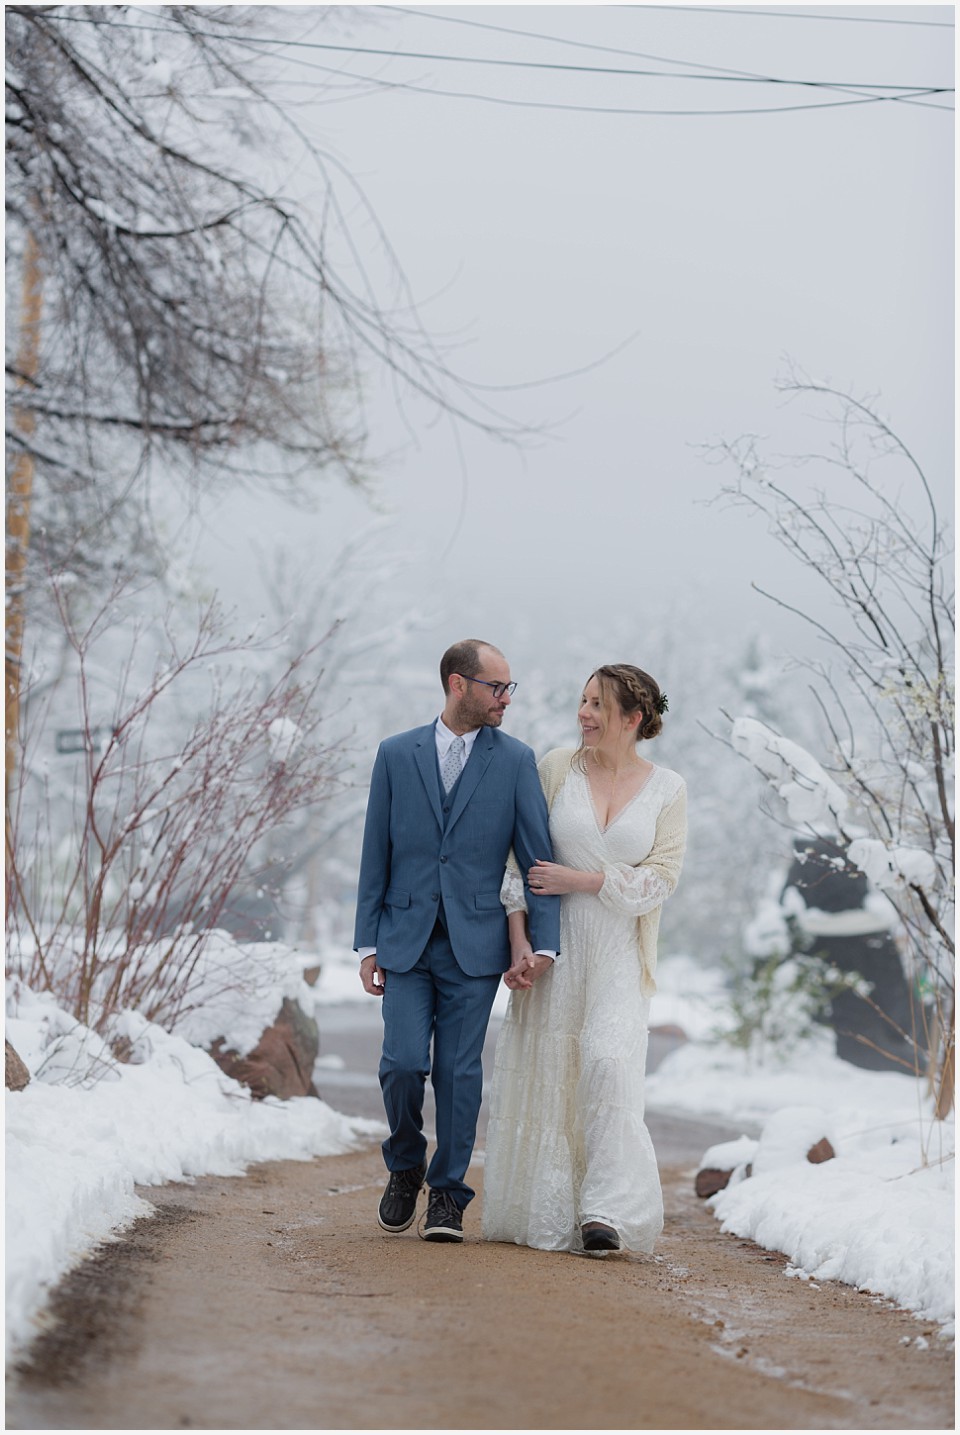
[354,639,560,1243]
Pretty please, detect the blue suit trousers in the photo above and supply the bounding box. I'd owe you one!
[379,921,501,1209]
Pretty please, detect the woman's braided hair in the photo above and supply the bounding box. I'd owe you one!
[591,664,668,743]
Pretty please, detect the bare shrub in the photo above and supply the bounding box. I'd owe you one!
[6,585,345,1034]
[707,372,954,1115]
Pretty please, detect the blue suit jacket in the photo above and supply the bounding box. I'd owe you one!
[353,722,560,977]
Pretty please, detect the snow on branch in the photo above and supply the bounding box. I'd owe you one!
[711,373,954,1114]
[731,717,847,829]
[846,838,939,895]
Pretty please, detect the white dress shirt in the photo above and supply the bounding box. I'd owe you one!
[435,713,481,773]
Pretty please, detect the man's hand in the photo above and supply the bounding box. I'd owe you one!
[359,954,386,996]
[524,952,555,983]
[504,947,553,990]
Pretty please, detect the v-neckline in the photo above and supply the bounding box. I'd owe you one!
[582,761,657,836]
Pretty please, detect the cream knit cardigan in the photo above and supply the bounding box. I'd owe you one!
[508,746,687,997]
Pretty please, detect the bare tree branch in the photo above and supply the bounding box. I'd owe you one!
[710,375,954,1114]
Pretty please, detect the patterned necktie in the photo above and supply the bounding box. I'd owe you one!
[441,735,465,794]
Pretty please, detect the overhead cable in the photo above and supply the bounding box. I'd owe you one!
[228,46,951,117]
[37,10,956,115]
[624,4,954,26]
[43,13,949,94]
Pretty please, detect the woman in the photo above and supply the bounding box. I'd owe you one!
[482,664,686,1255]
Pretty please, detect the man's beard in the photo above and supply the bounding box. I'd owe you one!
[461,694,503,729]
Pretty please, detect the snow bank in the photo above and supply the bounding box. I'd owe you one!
[710,1109,954,1330]
[651,1025,955,1334]
[5,982,379,1361]
[6,947,954,1367]
[168,932,322,1056]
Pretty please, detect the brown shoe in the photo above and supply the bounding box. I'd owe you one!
[581,1221,620,1252]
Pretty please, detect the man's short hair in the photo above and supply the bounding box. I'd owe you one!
[440,639,501,694]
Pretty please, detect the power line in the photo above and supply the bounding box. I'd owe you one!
[40,11,956,115]
[168,37,950,92]
[211,28,956,115]
[382,2,780,72]
[378,5,952,110]
[230,43,951,117]
[381,3,934,93]
[42,13,946,91]
[625,4,954,26]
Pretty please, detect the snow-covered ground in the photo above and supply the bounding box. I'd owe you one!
[5,938,383,1363]
[647,955,954,1337]
[5,944,954,1363]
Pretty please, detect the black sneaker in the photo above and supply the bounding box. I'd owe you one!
[378,1162,426,1233]
[420,1188,464,1243]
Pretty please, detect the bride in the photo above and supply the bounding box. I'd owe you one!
[482,663,686,1255]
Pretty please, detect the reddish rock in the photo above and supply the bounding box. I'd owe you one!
[696,1136,833,1197]
[695,1167,733,1198]
[209,998,319,1100]
[695,1161,753,1197]
[5,1040,30,1091]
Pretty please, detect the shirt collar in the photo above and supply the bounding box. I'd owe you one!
[436,715,480,758]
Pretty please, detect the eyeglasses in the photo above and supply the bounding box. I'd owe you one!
[456,674,517,700]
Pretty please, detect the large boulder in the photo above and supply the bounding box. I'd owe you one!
[208,998,319,1100]
[5,1040,30,1091]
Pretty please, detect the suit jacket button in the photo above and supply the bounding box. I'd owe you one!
[431,893,439,900]
[440,855,448,863]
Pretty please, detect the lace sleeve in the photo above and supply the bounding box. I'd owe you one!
[597,862,673,919]
[500,864,528,915]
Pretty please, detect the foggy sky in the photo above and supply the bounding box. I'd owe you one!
[199,3,953,689]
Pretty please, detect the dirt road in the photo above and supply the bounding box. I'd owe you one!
[8,1142,953,1431]
[6,1007,954,1429]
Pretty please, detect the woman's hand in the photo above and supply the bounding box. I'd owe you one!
[528,860,602,896]
[504,963,532,990]
[504,947,554,989]
[504,944,534,990]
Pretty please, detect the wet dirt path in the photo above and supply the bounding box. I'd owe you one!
[8,1138,953,1430]
[7,1009,954,1428]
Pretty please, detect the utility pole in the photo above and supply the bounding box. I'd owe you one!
[6,228,43,820]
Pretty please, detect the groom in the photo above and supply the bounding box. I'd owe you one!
[354,638,560,1243]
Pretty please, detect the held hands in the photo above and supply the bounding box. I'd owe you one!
[359,955,386,997]
[528,859,602,897]
[504,945,554,990]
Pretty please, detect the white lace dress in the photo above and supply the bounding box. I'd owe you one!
[482,762,683,1253]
